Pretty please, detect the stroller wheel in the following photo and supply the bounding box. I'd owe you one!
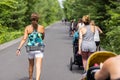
[70,57,73,71]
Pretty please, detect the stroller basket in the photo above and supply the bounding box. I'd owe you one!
[86,51,117,70]
[25,45,45,52]
[84,51,117,80]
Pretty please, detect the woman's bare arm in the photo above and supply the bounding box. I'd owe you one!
[97,26,103,34]
[17,27,28,49]
[78,28,83,54]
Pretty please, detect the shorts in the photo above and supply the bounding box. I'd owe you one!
[81,41,96,52]
[27,51,43,59]
[95,41,100,46]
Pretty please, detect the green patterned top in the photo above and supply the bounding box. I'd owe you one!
[27,30,43,46]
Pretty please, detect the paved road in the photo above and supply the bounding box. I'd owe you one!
[0,22,83,80]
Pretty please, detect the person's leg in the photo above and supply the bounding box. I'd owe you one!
[98,41,101,51]
[81,52,88,71]
[35,51,43,80]
[35,57,43,80]
[28,59,34,80]
[96,41,100,51]
[95,41,97,51]
[98,46,101,51]
[71,29,73,36]
[69,28,72,36]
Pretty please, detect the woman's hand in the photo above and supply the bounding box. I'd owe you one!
[100,62,103,69]
[78,49,81,55]
[16,49,21,56]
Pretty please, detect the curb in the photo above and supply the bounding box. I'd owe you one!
[0,37,22,51]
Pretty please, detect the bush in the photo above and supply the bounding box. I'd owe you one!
[0,28,23,44]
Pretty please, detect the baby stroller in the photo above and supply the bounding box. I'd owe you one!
[84,51,117,80]
[69,31,83,71]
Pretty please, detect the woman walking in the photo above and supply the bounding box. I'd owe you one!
[90,20,103,51]
[78,15,96,72]
[16,13,45,80]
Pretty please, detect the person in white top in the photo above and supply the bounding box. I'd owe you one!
[77,18,85,31]
[70,19,77,36]
[90,20,103,51]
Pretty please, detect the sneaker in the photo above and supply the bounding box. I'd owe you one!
[82,70,86,74]
[81,70,87,79]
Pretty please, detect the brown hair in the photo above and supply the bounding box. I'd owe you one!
[90,20,95,26]
[82,15,90,25]
[30,13,39,21]
[30,13,39,30]
[78,18,82,23]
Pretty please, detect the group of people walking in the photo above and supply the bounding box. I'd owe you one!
[15,12,120,80]
[70,15,120,80]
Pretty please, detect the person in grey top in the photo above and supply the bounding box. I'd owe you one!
[78,15,96,71]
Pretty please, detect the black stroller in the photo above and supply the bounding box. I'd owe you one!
[69,31,83,71]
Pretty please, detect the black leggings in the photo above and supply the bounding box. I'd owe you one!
[95,41,100,47]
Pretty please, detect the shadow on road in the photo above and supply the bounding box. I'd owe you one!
[19,77,35,80]
[67,64,84,74]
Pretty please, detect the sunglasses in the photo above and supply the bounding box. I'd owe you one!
[31,18,38,22]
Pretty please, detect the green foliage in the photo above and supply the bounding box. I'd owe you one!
[33,0,63,26]
[102,0,120,54]
[0,31,23,44]
[0,0,27,29]
[102,26,120,54]
[0,25,23,44]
